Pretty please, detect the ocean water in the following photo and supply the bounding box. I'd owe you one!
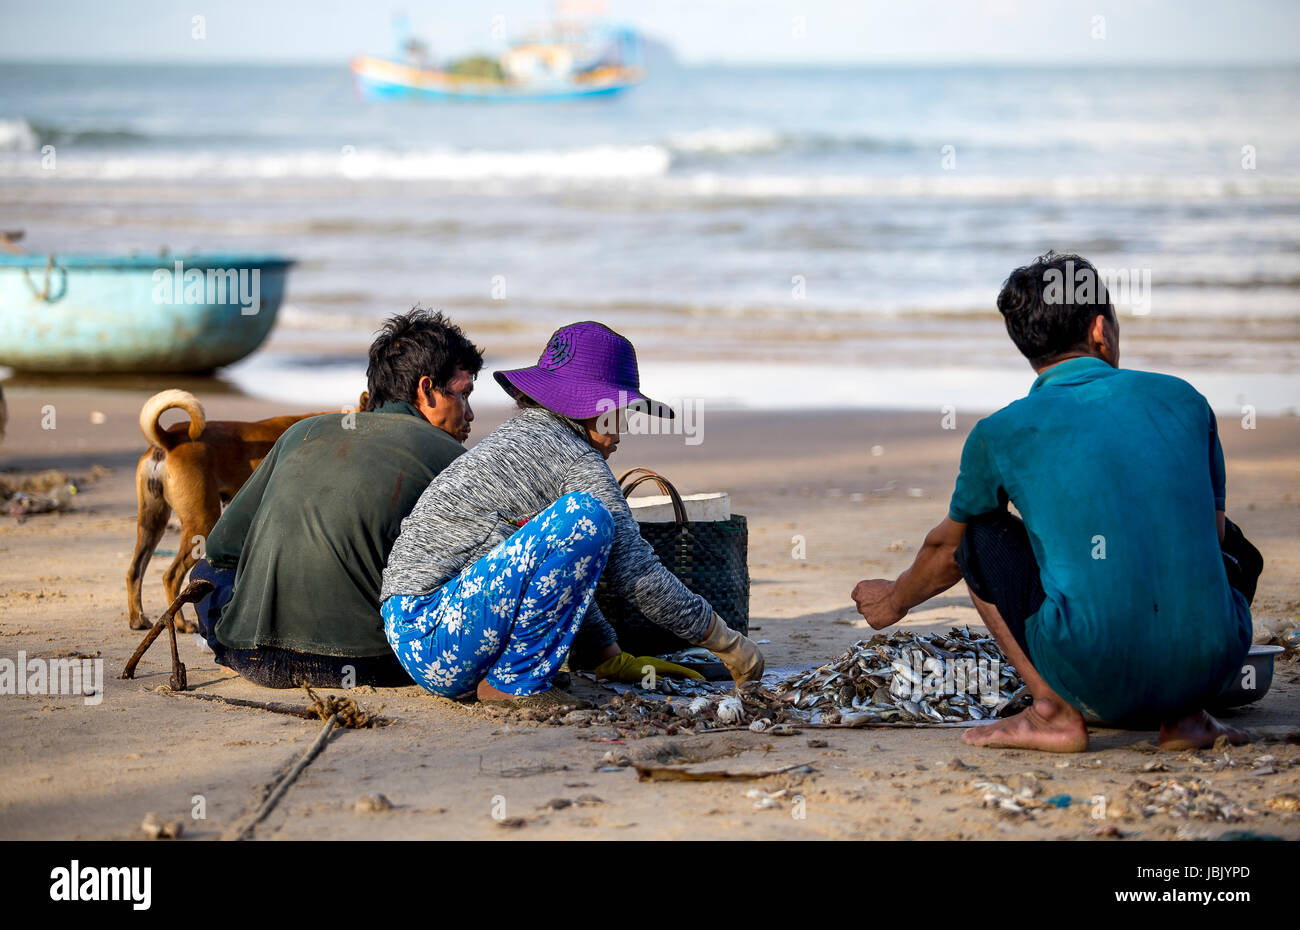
[1,61,1298,413]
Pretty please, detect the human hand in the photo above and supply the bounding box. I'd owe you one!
[593,652,705,683]
[694,613,765,685]
[851,579,905,630]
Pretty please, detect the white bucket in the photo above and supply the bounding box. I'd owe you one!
[627,491,730,523]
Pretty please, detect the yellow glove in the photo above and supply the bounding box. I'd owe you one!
[593,652,705,683]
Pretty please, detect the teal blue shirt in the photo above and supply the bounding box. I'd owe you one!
[949,357,1251,722]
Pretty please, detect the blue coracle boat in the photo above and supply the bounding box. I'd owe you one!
[0,253,293,373]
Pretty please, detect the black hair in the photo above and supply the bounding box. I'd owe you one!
[365,308,484,409]
[513,391,587,438]
[996,251,1115,367]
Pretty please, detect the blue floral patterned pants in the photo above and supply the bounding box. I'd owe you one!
[381,492,614,697]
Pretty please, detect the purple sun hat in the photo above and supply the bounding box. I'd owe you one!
[494,322,675,420]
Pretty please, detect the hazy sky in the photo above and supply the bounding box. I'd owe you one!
[1,0,1298,65]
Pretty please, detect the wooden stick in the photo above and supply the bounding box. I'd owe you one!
[121,618,168,680]
[120,578,213,680]
[166,600,186,691]
[222,714,340,841]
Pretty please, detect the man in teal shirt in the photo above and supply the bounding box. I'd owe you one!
[852,252,1260,752]
[193,309,483,688]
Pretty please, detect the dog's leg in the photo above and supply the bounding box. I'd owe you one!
[126,451,171,630]
[162,543,203,634]
[167,492,222,635]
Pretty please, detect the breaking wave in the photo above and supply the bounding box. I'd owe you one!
[0,118,157,150]
[0,143,674,181]
[0,119,38,152]
[2,147,1298,202]
[667,127,784,155]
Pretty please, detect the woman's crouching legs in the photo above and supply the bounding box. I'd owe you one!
[481,492,614,695]
[383,492,614,698]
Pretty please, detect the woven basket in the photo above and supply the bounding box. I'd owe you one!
[596,467,749,656]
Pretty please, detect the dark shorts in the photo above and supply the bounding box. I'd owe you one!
[953,510,1263,667]
[1220,519,1263,606]
[953,510,1045,662]
[190,560,411,690]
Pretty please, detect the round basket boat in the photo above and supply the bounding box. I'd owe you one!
[0,253,294,374]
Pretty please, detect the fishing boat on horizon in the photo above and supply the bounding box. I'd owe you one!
[351,12,645,102]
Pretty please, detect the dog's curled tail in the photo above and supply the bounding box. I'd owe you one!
[139,389,205,451]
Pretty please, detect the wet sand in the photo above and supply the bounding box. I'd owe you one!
[1,383,1298,840]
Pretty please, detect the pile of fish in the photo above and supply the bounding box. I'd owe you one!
[487,628,1031,735]
[773,628,1029,726]
[635,673,716,698]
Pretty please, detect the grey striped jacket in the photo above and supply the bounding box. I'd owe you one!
[380,406,714,652]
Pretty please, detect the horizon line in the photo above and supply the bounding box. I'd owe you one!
[3,56,1299,69]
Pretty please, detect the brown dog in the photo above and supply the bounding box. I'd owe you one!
[125,390,345,631]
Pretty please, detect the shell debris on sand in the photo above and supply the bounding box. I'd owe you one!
[745,787,790,810]
[1127,778,1257,822]
[772,627,1030,725]
[141,812,183,839]
[716,696,744,724]
[968,774,1051,819]
[591,684,801,736]
[481,682,802,737]
[354,793,394,814]
[1265,794,1300,813]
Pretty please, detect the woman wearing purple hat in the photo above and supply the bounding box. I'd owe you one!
[379,321,764,706]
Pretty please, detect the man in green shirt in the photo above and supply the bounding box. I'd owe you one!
[852,252,1261,752]
[191,309,483,688]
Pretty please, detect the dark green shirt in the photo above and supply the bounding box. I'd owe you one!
[206,402,464,656]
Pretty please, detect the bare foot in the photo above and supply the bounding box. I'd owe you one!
[476,679,515,701]
[475,679,590,708]
[1158,710,1249,751]
[963,698,1089,753]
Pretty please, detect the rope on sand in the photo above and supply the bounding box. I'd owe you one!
[150,683,384,725]
[222,713,340,841]
[301,685,384,728]
[151,688,320,719]
[207,687,382,841]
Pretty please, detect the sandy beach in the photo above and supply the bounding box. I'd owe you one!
[1,382,1297,841]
